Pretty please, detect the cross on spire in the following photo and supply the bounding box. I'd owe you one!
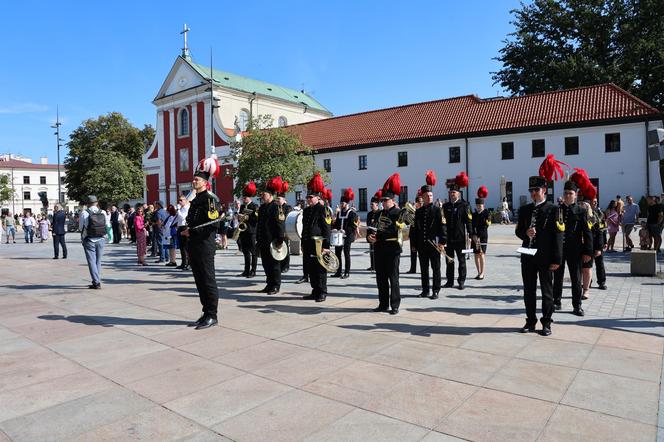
[181,24,190,59]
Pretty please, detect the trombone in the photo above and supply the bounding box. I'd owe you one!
[428,239,454,264]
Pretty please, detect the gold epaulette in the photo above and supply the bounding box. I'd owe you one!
[486,220,492,226]
[587,221,594,230]
[208,200,219,220]
[396,221,405,229]
[556,221,565,232]
[467,210,473,221]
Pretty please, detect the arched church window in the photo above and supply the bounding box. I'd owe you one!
[179,108,190,137]
[278,116,288,127]
[239,109,250,131]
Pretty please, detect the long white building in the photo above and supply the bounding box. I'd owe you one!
[287,84,663,212]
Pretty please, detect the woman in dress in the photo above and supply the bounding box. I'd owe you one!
[605,200,620,252]
[134,205,147,266]
[163,205,179,266]
[38,215,50,242]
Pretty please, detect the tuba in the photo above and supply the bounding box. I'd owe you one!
[397,201,416,226]
[312,235,339,272]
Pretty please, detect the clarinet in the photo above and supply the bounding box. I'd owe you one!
[528,207,538,248]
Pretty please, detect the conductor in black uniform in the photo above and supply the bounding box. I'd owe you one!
[414,183,446,299]
[332,188,359,279]
[301,173,331,302]
[367,173,403,315]
[256,177,287,295]
[181,162,222,330]
[553,180,593,316]
[277,185,292,273]
[442,174,474,290]
[515,176,563,336]
[238,182,259,278]
[365,193,381,271]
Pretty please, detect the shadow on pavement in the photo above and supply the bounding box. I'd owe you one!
[555,317,664,338]
[38,314,189,327]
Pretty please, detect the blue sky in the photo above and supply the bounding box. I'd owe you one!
[1,0,523,162]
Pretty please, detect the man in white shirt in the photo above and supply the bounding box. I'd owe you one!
[176,195,190,270]
[621,195,640,251]
[79,195,111,289]
[22,213,36,243]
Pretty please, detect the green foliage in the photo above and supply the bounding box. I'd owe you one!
[0,174,13,205]
[64,112,145,204]
[230,115,326,195]
[140,124,156,152]
[493,0,664,109]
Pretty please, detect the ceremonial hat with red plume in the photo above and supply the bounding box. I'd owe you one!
[381,173,401,200]
[324,188,333,202]
[421,170,437,193]
[371,189,382,203]
[569,168,597,200]
[265,176,283,195]
[307,172,325,196]
[341,188,355,203]
[194,156,220,182]
[530,154,569,189]
[242,181,257,197]
[447,171,468,191]
[277,180,289,198]
[476,185,488,204]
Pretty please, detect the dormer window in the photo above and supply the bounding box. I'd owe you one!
[278,116,288,127]
[178,108,190,137]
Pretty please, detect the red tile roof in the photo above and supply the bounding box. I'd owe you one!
[288,83,661,151]
[0,160,60,170]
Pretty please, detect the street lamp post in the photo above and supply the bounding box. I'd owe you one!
[51,106,64,204]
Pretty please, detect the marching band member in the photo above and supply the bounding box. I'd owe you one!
[553,170,594,316]
[238,182,258,278]
[367,173,403,315]
[407,191,424,274]
[442,172,473,290]
[414,171,446,299]
[472,185,491,280]
[515,173,563,336]
[332,188,359,279]
[590,197,607,290]
[277,181,292,274]
[365,190,381,272]
[302,173,331,302]
[256,176,287,295]
[182,157,222,330]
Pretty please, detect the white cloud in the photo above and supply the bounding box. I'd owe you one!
[0,103,49,114]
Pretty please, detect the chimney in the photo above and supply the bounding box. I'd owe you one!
[40,156,48,165]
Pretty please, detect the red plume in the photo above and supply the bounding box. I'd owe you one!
[539,154,568,182]
[266,176,283,193]
[280,181,289,194]
[243,181,257,197]
[383,173,402,195]
[197,157,220,179]
[455,171,469,189]
[416,188,423,197]
[307,172,325,194]
[374,189,383,200]
[343,187,355,201]
[570,168,596,199]
[477,185,488,199]
[426,170,437,186]
[325,188,333,201]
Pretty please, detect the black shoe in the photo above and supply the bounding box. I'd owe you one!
[188,315,205,327]
[88,283,101,290]
[406,269,416,274]
[458,282,465,290]
[429,291,439,300]
[539,326,552,336]
[554,303,562,311]
[166,262,177,267]
[247,271,256,278]
[573,307,585,317]
[176,264,184,269]
[63,256,67,259]
[53,256,59,259]
[373,306,389,312]
[389,309,399,315]
[296,277,309,284]
[598,284,607,290]
[267,288,279,295]
[195,316,218,330]
[238,272,249,277]
[258,286,270,293]
[340,273,349,279]
[331,272,342,278]
[302,294,316,300]
[443,281,454,288]
[519,324,536,333]
[419,291,430,298]
[181,266,189,271]
[315,295,326,303]
[366,267,374,271]
[283,267,289,273]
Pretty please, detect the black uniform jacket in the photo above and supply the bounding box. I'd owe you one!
[186,191,221,248]
[442,199,474,244]
[239,202,258,236]
[472,209,491,237]
[366,209,379,231]
[560,203,594,257]
[515,201,564,267]
[591,207,606,252]
[256,200,286,247]
[374,205,402,254]
[333,208,359,243]
[414,203,446,247]
[302,203,331,249]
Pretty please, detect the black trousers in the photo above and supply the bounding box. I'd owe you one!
[521,256,554,326]
[304,244,326,295]
[409,248,418,272]
[280,239,290,272]
[334,242,352,274]
[594,254,606,285]
[189,246,219,318]
[445,243,467,284]
[260,245,282,289]
[419,245,441,292]
[53,234,67,258]
[177,226,189,267]
[129,225,136,243]
[553,252,583,309]
[112,222,121,243]
[369,243,375,270]
[241,234,257,273]
[375,250,400,310]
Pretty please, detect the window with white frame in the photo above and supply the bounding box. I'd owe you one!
[278,116,288,127]
[179,108,190,136]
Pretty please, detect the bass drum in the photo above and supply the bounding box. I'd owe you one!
[285,209,303,241]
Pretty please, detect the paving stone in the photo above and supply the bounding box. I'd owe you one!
[420,347,510,386]
[178,328,268,358]
[364,339,449,372]
[252,348,354,387]
[596,329,664,355]
[583,345,662,382]
[516,337,593,368]
[212,339,307,372]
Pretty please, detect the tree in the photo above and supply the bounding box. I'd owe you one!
[230,115,325,195]
[140,124,156,152]
[0,174,13,206]
[493,0,664,109]
[64,112,144,204]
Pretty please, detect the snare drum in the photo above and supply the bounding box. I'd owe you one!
[285,210,303,241]
[330,229,344,247]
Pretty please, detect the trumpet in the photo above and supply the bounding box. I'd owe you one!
[232,211,252,241]
[428,239,454,264]
[312,236,339,272]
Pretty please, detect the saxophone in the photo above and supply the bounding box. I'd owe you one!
[232,209,252,241]
[312,236,339,272]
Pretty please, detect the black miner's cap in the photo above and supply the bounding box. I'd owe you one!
[528,176,547,190]
[564,180,579,192]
